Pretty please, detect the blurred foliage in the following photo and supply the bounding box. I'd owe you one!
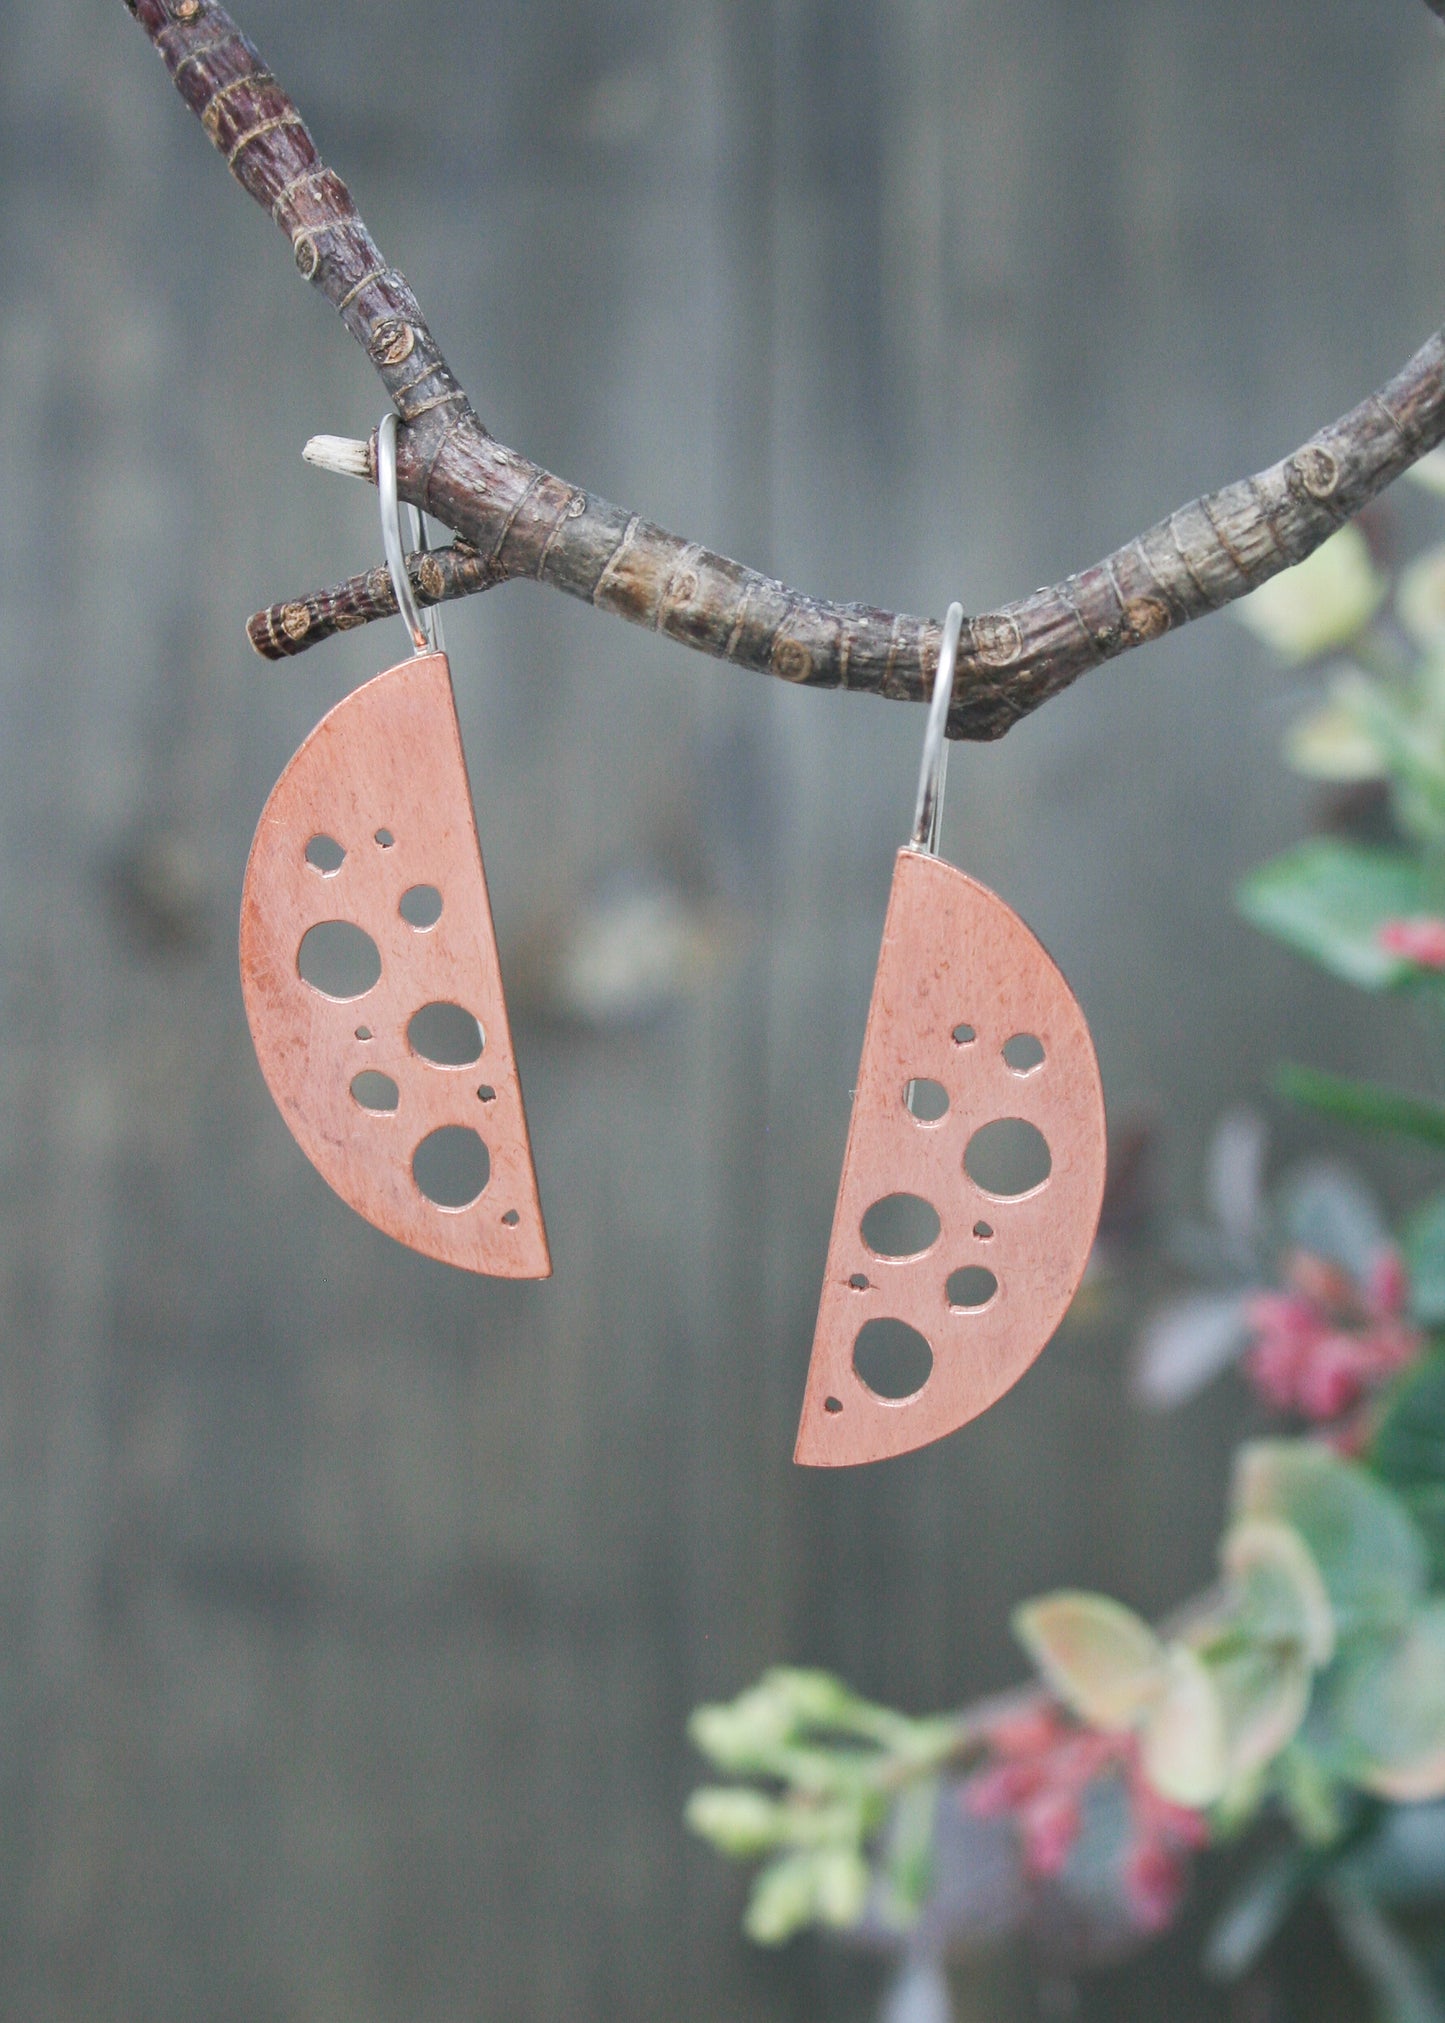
[689,506,1445,2018]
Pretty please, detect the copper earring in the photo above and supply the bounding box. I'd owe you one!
[239,413,550,1278]
[795,605,1106,1465]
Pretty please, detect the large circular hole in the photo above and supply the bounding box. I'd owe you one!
[853,1318,934,1401]
[965,1118,1052,1198]
[946,1266,998,1311]
[1003,1033,1046,1075]
[351,1071,399,1113]
[860,1194,941,1260]
[904,1078,949,1122]
[297,920,382,1000]
[413,1126,490,1208]
[408,1002,485,1066]
[400,884,443,930]
[305,834,346,875]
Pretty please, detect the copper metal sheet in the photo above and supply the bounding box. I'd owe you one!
[239,651,551,1278]
[795,847,1105,1465]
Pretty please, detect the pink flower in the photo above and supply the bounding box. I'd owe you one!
[1242,1245,1422,1425]
[1123,1840,1188,1932]
[965,1704,1208,1932]
[1380,917,1445,969]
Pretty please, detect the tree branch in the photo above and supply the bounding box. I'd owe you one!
[129,0,1445,739]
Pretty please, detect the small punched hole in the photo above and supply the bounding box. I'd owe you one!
[974,1221,994,1240]
[297,921,382,1000]
[375,828,395,848]
[408,1003,484,1066]
[854,1318,934,1401]
[400,884,443,930]
[501,1209,520,1227]
[351,1071,399,1113]
[413,1126,490,1208]
[477,1085,497,1104]
[305,834,346,875]
[860,1194,941,1260]
[905,1078,949,1122]
[965,1119,1052,1198]
[356,1026,373,1042]
[848,1273,871,1292]
[824,1397,843,1415]
[947,1265,999,1311]
[953,1023,977,1046]
[1003,1033,1046,1075]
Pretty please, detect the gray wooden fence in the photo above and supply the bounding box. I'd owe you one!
[0,2,1441,2017]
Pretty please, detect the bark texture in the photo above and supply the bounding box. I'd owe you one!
[129,0,1445,738]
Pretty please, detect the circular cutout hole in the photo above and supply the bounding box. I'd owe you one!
[355,1026,373,1042]
[904,1078,949,1122]
[305,834,346,875]
[973,1220,994,1240]
[860,1194,941,1260]
[501,1209,520,1227]
[824,1397,843,1415]
[400,884,443,930]
[413,1126,490,1208]
[953,1023,977,1046]
[375,828,395,848]
[477,1085,496,1104]
[297,920,382,1000]
[408,1002,485,1066]
[1003,1033,1046,1075]
[350,1071,399,1113]
[947,1265,999,1311]
[853,1318,934,1401]
[848,1272,871,1292]
[965,1118,1052,1198]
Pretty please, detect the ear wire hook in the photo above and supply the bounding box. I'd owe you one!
[409,503,445,655]
[377,411,430,656]
[910,601,963,856]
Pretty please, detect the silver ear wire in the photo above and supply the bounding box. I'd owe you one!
[377,411,430,655]
[910,601,963,855]
[408,501,446,655]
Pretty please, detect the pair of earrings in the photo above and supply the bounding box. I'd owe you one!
[239,419,1106,1465]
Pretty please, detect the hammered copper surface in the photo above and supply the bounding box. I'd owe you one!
[239,651,550,1277]
[795,848,1105,1466]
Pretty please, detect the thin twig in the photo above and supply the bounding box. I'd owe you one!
[129,0,1445,739]
[247,541,493,659]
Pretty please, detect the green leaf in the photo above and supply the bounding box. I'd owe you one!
[743,1848,870,1944]
[1331,1602,1445,1803]
[1237,840,1423,989]
[1404,1199,1445,1325]
[1399,546,1445,652]
[1232,1444,1426,1640]
[1220,1518,1335,1667]
[1210,1645,1314,1784]
[685,1787,795,1858]
[1235,526,1387,663]
[1141,1644,1229,1807]
[877,1777,938,1931]
[1277,1740,1347,1845]
[1373,1350,1445,1583]
[1014,1592,1166,1730]
[1284,669,1392,784]
[1276,1067,1445,1152]
[687,1668,914,1777]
